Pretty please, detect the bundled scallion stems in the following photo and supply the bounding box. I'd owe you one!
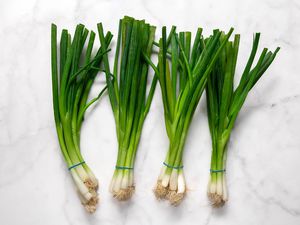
[51,24,112,212]
[146,27,234,205]
[51,17,280,209]
[98,16,157,200]
[206,33,280,207]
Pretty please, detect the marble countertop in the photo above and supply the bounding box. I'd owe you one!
[0,0,299,224]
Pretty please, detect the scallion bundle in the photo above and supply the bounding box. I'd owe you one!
[51,24,112,212]
[98,16,157,200]
[206,33,280,207]
[146,27,234,205]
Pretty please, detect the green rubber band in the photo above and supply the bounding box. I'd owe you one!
[210,169,226,173]
[115,165,134,170]
[163,162,183,169]
[68,161,85,170]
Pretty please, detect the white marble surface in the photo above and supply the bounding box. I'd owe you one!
[0,0,299,224]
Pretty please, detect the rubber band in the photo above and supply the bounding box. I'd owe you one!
[115,165,134,170]
[68,161,85,171]
[163,162,184,169]
[210,169,226,173]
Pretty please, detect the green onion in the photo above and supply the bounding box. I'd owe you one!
[97,16,157,201]
[206,33,280,207]
[51,23,112,212]
[146,27,234,205]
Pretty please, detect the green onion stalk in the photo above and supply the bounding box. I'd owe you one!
[206,33,280,207]
[146,27,234,205]
[98,16,157,201]
[51,24,112,212]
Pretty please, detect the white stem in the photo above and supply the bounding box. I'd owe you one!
[222,173,228,201]
[128,170,134,186]
[169,170,178,191]
[217,175,223,195]
[71,170,92,201]
[77,190,89,204]
[75,166,89,181]
[113,171,123,192]
[158,166,167,181]
[177,171,186,194]
[121,172,128,189]
[86,167,98,186]
[161,172,171,187]
[210,177,216,194]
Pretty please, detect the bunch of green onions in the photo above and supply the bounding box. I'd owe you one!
[51,24,112,212]
[206,33,280,207]
[145,27,234,205]
[98,16,157,200]
[50,17,280,209]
